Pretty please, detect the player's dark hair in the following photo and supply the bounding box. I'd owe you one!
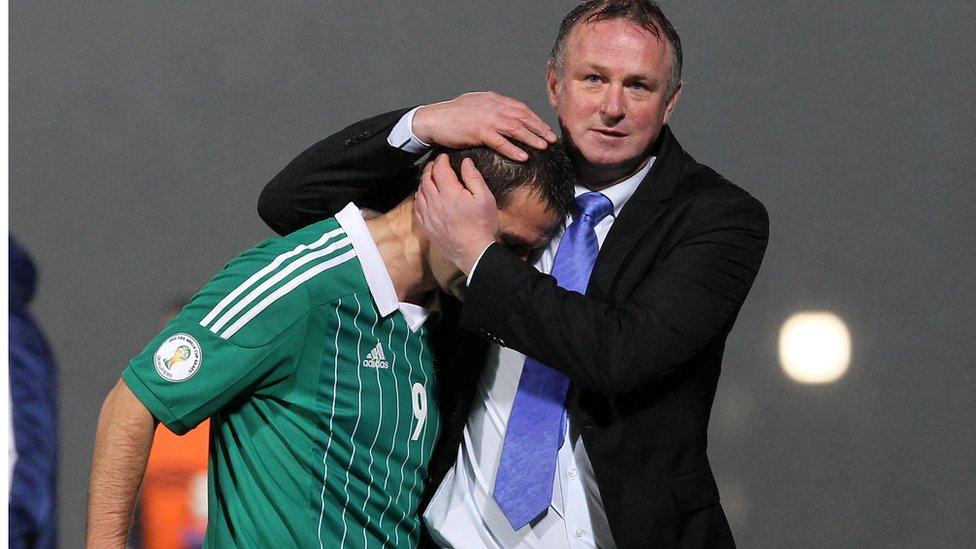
[429,142,576,218]
[550,0,682,100]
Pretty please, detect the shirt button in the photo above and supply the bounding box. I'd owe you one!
[575,528,584,539]
[568,467,577,478]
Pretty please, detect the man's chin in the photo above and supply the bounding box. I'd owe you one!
[562,124,649,184]
[567,135,632,165]
[578,150,648,177]
[577,142,641,168]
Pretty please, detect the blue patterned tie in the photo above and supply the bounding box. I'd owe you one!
[493,192,614,530]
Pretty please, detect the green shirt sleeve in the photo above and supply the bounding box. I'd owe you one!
[122,312,307,435]
[123,219,356,435]
[122,238,320,435]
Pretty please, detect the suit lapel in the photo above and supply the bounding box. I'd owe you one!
[587,125,686,298]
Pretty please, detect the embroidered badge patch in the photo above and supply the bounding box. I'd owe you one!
[154,333,202,382]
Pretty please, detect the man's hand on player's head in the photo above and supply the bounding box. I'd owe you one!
[415,155,498,274]
[412,92,558,161]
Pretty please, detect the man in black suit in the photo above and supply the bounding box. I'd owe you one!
[258,1,768,547]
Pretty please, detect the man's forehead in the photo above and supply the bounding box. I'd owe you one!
[567,17,669,57]
[559,18,672,85]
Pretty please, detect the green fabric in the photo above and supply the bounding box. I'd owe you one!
[123,217,440,547]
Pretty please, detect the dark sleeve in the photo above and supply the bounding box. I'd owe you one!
[458,189,769,396]
[258,107,428,235]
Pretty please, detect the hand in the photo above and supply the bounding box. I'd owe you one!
[412,92,558,161]
[415,154,498,274]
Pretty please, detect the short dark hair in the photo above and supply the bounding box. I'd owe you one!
[550,0,683,101]
[428,142,576,218]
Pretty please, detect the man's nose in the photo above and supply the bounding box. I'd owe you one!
[599,85,625,122]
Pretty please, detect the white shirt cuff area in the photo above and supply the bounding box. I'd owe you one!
[465,242,495,287]
[386,106,431,153]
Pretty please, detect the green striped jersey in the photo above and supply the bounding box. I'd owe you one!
[123,203,440,548]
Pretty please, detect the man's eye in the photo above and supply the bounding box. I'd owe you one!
[584,74,601,83]
[628,82,648,90]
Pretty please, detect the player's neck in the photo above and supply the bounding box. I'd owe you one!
[364,198,436,305]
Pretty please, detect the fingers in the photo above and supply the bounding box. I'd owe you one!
[428,154,464,195]
[508,125,550,151]
[419,160,436,198]
[414,190,428,225]
[432,91,558,161]
[484,132,531,162]
[486,111,556,159]
[423,156,493,209]
[459,158,492,200]
[421,159,435,186]
[492,109,554,150]
[492,95,558,144]
[479,93,558,156]
[509,112,558,145]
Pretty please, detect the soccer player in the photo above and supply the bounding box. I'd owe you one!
[86,145,574,548]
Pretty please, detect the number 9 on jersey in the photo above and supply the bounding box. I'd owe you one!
[410,383,427,441]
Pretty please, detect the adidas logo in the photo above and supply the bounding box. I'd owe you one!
[362,342,390,369]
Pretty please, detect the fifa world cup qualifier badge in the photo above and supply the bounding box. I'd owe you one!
[154,333,202,382]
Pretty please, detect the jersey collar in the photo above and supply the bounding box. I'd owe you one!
[335,203,432,332]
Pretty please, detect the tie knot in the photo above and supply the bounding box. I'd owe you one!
[575,192,614,224]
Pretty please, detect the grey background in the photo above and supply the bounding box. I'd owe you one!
[9,1,975,546]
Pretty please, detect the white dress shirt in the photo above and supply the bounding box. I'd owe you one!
[388,108,655,548]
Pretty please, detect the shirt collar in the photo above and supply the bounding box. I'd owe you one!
[574,154,656,218]
[334,203,432,332]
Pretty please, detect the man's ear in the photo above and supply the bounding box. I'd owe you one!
[662,81,682,125]
[546,62,560,110]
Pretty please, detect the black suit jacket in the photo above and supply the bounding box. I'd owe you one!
[258,108,769,548]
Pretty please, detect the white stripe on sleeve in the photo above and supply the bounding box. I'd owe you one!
[219,249,357,339]
[200,227,346,328]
